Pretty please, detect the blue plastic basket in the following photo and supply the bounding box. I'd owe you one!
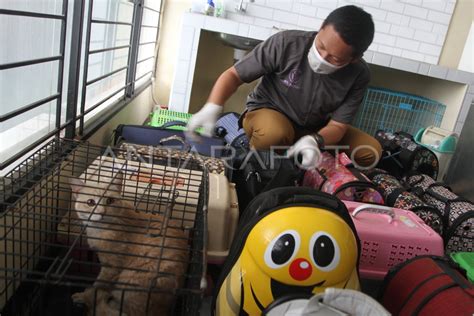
[353,87,446,136]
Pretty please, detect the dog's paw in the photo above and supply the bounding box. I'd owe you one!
[71,291,86,303]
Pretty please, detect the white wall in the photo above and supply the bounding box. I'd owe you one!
[223,0,456,64]
[458,21,474,72]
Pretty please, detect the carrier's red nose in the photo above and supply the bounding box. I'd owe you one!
[289,258,312,281]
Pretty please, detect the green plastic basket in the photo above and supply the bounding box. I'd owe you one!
[451,252,474,283]
[148,109,193,131]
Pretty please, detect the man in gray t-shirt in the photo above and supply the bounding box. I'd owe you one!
[186,5,382,168]
[235,29,369,133]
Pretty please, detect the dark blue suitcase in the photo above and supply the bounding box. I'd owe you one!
[215,112,249,150]
[114,122,227,158]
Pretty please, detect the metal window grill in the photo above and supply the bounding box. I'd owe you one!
[134,1,161,89]
[0,1,70,170]
[0,138,207,315]
[352,87,446,136]
[1,0,161,170]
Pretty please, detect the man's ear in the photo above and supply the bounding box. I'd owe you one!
[350,55,362,64]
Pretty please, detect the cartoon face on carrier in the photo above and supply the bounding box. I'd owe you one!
[216,206,360,316]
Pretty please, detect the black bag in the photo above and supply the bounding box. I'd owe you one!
[375,130,439,179]
[215,112,249,150]
[114,122,227,157]
[231,150,304,212]
[404,173,474,253]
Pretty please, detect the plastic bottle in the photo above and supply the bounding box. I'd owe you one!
[204,0,215,16]
[214,0,226,18]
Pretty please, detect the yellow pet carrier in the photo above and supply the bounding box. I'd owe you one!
[212,187,361,316]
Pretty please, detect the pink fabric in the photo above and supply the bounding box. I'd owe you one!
[303,152,384,204]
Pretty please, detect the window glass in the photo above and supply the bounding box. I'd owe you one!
[92,0,133,23]
[0,0,62,15]
[137,43,155,61]
[83,69,127,114]
[139,26,158,44]
[0,15,61,65]
[0,101,57,165]
[142,8,159,26]
[135,58,154,79]
[0,61,59,116]
[89,23,131,51]
[143,0,161,12]
[87,47,129,82]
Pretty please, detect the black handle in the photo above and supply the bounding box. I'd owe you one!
[250,186,344,216]
[396,131,414,140]
[160,120,187,129]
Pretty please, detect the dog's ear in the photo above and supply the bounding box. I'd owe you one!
[70,178,85,192]
[109,171,123,194]
[69,178,85,199]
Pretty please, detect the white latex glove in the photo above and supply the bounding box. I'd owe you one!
[287,135,322,169]
[185,102,223,141]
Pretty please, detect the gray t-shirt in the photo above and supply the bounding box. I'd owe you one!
[234,30,370,131]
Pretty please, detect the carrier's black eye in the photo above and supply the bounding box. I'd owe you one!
[310,232,340,272]
[86,199,96,207]
[313,235,334,267]
[264,230,300,268]
[272,234,295,264]
[105,197,115,205]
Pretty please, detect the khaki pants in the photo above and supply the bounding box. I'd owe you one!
[242,108,382,167]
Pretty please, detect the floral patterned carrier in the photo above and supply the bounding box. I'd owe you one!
[404,173,474,254]
[375,130,439,179]
[303,152,384,204]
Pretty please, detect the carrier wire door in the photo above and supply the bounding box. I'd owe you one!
[0,138,208,315]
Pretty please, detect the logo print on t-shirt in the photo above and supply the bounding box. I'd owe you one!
[282,69,301,89]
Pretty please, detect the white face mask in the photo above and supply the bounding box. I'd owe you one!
[307,41,348,74]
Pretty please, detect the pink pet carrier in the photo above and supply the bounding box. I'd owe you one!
[303,152,384,204]
[343,201,444,280]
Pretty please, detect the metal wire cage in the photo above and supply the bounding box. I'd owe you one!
[0,138,208,315]
[353,87,446,136]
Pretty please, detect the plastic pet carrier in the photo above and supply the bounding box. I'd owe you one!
[343,202,444,280]
[364,168,444,235]
[375,130,439,179]
[213,187,361,316]
[451,252,474,283]
[0,138,208,316]
[353,87,446,136]
[117,142,240,264]
[147,108,193,131]
[414,126,458,181]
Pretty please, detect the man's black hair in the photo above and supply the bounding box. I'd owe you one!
[321,5,375,57]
